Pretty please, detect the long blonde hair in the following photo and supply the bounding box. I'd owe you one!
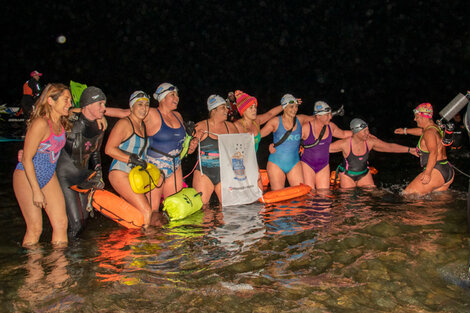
[27,83,71,131]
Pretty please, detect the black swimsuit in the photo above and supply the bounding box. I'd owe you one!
[198,121,229,185]
[338,138,370,182]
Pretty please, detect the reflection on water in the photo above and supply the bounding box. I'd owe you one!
[0,148,469,311]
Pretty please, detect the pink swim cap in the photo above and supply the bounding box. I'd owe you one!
[413,102,433,118]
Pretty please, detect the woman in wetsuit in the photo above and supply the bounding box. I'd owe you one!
[300,101,352,191]
[189,95,238,204]
[394,103,454,195]
[330,118,417,189]
[56,87,106,238]
[13,83,71,246]
[260,94,307,191]
[105,91,157,227]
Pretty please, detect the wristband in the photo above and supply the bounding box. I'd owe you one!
[408,147,411,153]
[404,128,407,135]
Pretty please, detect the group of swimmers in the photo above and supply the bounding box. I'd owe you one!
[12,82,455,247]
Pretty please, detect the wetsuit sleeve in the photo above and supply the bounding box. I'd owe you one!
[28,79,42,99]
[90,133,104,170]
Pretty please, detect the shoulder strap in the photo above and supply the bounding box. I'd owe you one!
[302,125,327,149]
[138,120,147,158]
[273,118,296,147]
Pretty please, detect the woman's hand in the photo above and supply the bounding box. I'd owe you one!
[420,172,431,184]
[32,189,47,209]
[394,128,405,135]
[269,143,276,154]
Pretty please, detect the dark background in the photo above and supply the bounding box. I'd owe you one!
[2,0,470,137]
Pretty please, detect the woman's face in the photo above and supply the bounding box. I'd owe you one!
[283,103,298,117]
[131,100,150,120]
[50,89,72,116]
[243,104,257,120]
[161,91,179,110]
[355,127,370,140]
[316,113,332,124]
[211,104,228,120]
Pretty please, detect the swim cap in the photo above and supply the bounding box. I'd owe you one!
[314,101,332,115]
[235,90,257,116]
[350,118,368,134]
[129,91,149,108]
[413,102,433,119]
[153,83,178,102]
[280,94,298,109]
[79,86,106,108]
[207,95,226,111]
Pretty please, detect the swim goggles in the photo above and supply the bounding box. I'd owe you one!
[156,85,178,96]
[130,91,150,102]
[351,122,368,133]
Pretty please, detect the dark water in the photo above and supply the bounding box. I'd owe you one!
[1,142,469,312]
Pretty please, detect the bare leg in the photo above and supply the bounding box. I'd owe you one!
[193,170,215,204]
[286,162,304,186]
[315,164,331,190]
[404,169,446,195]
[13,170,44,246]
[357,172,375,188]
[301,161,316,190]
[42,175,68,245]
[266,161,287,191]
[109,170,153,226]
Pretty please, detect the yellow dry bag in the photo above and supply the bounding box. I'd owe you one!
[129,163,160,194]
[162,188,203,221]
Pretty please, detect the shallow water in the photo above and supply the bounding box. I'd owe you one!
[1,142,469,312]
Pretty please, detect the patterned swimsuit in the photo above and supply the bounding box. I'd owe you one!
[16,120,66,188]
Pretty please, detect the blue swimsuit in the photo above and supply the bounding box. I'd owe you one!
[16,120,66,188]
[109,118,149,174]
[147,109,186,177]
[268,116,301,174]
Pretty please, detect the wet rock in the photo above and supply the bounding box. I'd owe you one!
[253,305,277,313]
[334,248,362,266]
[365,221,401,237]
[226,261,251,273]
[363,236,388,250]
[279,285,309,300]
[287,255,312,271]
[249,257,267,270]
[341,235,365,248]
[310,253,333,275]
[377,251,408,263]
[308,291,330,302]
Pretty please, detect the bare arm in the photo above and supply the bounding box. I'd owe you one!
[260,118,277,138]
[105,107,130,119]
[104,119,133,163]
[330,122,352,138]
[187,120,206,154]
[256,105,283,125]
[394,127,422,136]
[329,138,346,153]
[369,136,413,154]
[22,118,49,208]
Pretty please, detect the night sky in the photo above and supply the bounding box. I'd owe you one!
[3,0,470,134]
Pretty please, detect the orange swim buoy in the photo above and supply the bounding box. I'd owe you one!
[91,190,145,229]
[259,169,270,189]
[259,184,312,204]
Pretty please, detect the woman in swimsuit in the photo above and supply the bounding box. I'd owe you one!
[189,95,238,204]
[260,94,310,191]
[394,103,454,195]
[105,91,160,227]
[104,83,187,210]
[300,101,352,190]
[13,83,71,246]
[330,118,417,188]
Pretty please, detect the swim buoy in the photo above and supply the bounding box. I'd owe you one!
[259,169,269,190]
[162,188,203,221]
[259,184,312,204]
[129,163,160,194]
[91,190,144,229]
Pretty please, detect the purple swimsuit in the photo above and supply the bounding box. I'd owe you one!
[301,123,332,173]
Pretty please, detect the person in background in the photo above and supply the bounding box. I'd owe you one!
[300,101,352,191]
[13,83,71,247]
[330,118,417,189]
[189,95,238,204]
[260,94,305,190]
[20,70,43,121]
[226,91,240,122]
[56,86,107,238]
[394,103,455,195]
[105,91,159,227]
